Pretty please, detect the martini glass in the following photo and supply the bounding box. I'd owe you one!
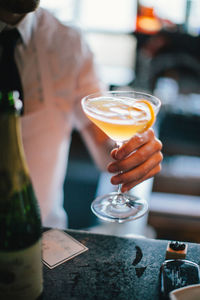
[81,90,161,223]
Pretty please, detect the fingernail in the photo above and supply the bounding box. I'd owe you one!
[115,151,123,160]
[111,176,121,185]
[108,164,118,172]
[121,187,128,193]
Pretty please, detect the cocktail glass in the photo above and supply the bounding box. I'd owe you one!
[81,91,161,223]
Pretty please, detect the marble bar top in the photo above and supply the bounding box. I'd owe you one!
[43,229,200,300]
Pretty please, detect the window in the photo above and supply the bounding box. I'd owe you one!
[40,0,200,86]
[40,0,137,33]
[40,0,77,24]
[41,0,200,35]
[40,0,138,86]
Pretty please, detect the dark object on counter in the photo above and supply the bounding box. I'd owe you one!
[169,241,185,251]
[160,259,200,300]
[166,241,188,260]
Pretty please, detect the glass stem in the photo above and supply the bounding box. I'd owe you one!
[113,141,126,206]
[116,141,123,196]
[117,183,122,195]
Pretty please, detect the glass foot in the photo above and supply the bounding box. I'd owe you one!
[91,192,148,223]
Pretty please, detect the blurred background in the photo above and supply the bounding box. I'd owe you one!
[41,0,200,243]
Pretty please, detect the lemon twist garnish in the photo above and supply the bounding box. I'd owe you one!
[135,99,155,131]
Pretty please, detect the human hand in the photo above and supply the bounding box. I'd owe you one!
[107,129,163,193]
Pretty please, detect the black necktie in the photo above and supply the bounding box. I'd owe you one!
[0,28,24,112]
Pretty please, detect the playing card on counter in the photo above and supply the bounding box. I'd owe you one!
[42,229,88,269]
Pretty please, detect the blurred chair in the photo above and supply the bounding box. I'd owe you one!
[147,57,200,242]
[132,30,200,242]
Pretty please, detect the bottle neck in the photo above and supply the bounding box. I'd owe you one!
[0,112,30,197]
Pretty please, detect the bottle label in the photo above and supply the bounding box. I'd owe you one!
[0,240,43,300]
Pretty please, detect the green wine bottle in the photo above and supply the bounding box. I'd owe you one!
[0,91,43,299]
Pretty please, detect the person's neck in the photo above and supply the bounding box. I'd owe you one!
[0,8,25,25]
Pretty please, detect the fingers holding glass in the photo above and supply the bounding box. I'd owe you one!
[108,132,162,174]
[113,128,155,160]
[110,151,163,192]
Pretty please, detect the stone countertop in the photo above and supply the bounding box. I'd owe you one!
[43,229,200,300]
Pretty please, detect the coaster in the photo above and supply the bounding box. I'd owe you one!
[42,229,88,269]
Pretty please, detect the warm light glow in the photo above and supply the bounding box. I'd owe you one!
[137,16,162,34]
[136,4,162,34]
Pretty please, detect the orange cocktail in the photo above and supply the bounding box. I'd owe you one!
[85,97,155,142]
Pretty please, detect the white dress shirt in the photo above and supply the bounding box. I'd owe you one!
[0,8,101,228]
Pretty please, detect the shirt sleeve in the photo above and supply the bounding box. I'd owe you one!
[48,19,106,129]
[72,29,106,130]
